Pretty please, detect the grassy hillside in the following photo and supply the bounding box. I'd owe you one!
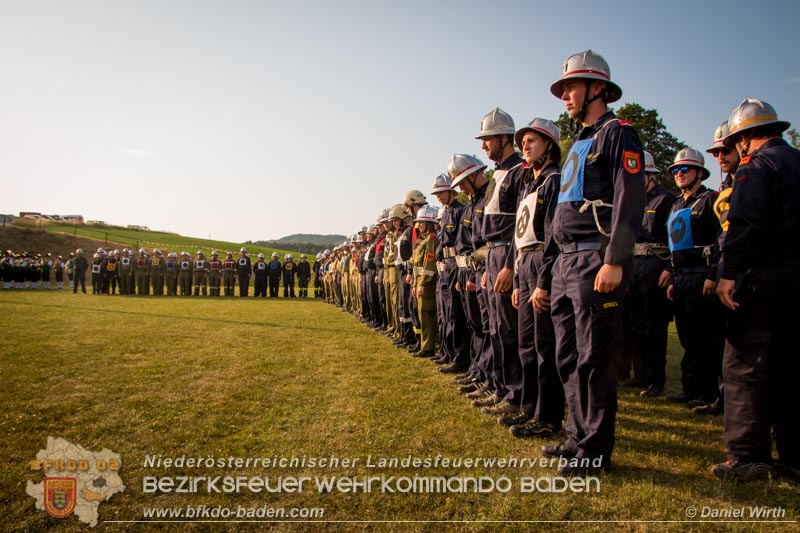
[1,292,798,530]
[8,221,300,259]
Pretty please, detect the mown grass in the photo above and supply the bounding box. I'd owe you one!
[1,291,798,532]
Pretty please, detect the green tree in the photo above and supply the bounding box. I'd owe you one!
[616,103,685,193]
[787,128,800,150]
[555,103,688,193]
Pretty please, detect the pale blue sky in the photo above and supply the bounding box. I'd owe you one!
[2,0,798,242]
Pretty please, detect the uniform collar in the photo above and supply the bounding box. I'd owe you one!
[496,151,524,170]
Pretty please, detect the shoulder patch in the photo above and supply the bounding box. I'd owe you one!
[425,251,435,263]
[618,120,632,127]
[623,150,641,173]
[739,155,751,166]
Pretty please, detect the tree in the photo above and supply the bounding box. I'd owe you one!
[616,103,685,193]
[555,103,687,193]
[787,128,800,150]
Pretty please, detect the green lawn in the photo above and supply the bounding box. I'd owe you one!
[1,291,797,532]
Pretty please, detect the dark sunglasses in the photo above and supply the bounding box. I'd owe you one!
[671,166,692,176]
[713,148,732,156]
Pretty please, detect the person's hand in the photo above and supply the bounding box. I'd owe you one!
[594,264,622,293]
[531,288,550,313]
[493,267,513,294]
[717,278,738,310]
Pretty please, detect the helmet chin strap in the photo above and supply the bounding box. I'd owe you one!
[570,80,604,136]
[532,142,552,170]
[679,175,700,191]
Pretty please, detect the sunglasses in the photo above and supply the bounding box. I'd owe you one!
[671,166,693,176]
[713,148,732,156]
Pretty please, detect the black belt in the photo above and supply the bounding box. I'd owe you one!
[559,241,603,254]
[674,266,708,274]
[519,243,545,253]
[486,240,511,248]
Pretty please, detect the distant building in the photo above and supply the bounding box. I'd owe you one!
[19,211,43,218]
[87,220,107,226]
[60,215,84,223]
[127,224,151,231]
[1,214,15,224]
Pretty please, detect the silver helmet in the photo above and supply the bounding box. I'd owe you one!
[550,49,622,103]
[724,97,790,145]
[476,107,515,139]
[643,151,659,173]
[514,117,560,151]
[448,153,487,188]
[430,173,454,194]
[669,147,710,180]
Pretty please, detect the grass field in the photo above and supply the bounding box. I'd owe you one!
[1,291,798,532]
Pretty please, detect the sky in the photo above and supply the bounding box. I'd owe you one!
[2,0,798,243]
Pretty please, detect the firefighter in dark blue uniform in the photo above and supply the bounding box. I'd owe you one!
[544,50,645,475]
[253,253,268,297]
[396,192,426,352]
[237,247,252,297]
[664,147,724,408]
[448,154,497,405]
[267,252,281,297]
[475,107,525,416]
[713,98,800,483]
[621,151,674,398]
[690,121,741,415]
[431,173,470,373]
[506,118,564,439]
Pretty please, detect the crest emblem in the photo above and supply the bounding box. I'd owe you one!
[623,150,640,173]
[44,477,77,519]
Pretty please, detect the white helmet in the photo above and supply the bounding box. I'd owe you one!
[300,253,307,259]
[669,147,710,180]
[271,252,279,258]
[211,250,218,256]
[415,204,439,224]
[76,248,83,254]
[725,97,790,145]
[153,248,161,254]
[323,249,331,256]
[448,154,487,188]
[286,253,293,259]
[430,173,454,194]
[168,252,178,258]
[197,250,204,256]
[97,247,105,253]
[258,253,265,258]
[240,247,247,253]
[93,253,100,258]
[514,117,561,151]
[181,251,189,257]
[403,190,427,206]
[643,151,658,173]
[139,248,146,254]
[476,107,515,139]
[378,207,391,224]
[550,49,622,103]
[316,252,323,260]
[706,121,730,153]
